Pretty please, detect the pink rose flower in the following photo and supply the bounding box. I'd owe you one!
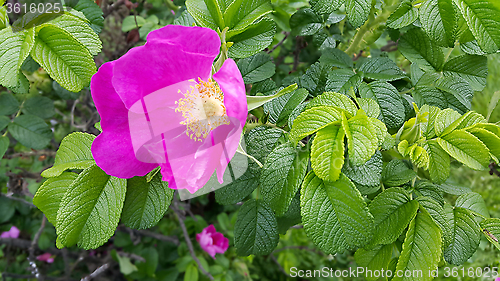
[90,25,247,194]
[0,226,20,239]
[36,253,54,263]
[196,225,229,259]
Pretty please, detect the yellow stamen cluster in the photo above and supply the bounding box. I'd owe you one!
[175,78,229,141]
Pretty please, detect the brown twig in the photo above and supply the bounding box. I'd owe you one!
[171,197,214,281]
[267,32,290,54]
[0,193,36,208]
[489,163,500,178]
[2,150,56,159]
[28,215,46,280]
[81,263,111,281]
[117,226,179,245]
[269,254,289,277]
[292,36,303,72]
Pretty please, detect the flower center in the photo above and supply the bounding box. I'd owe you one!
[175,79,230,141]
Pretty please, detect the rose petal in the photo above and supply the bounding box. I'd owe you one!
[91,62,158,178]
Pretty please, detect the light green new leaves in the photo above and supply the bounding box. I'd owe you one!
[443,55,488,91]
[57,165,126,249]
[31,24,96,92]
[393,211,442,281]
[453,0,500,53]
[247,83,296,111]
[346,0,371,28]
[368,188,419,246]
[359,81,406,129]
[301,172,374,254]
[224,0,273,32]
[398,28,444,72]
[311,124,345,182]
[289,105,342,143]
[437,130,490,170]
[260,143,309,216]
[234,199,279,256]
[354,244,394,281]
[480,218,500,250]
[419,0,456,47]
[423,140,450,184]
[121,174,174,229]
[41,132,96,178]
[0,27,35,88]
[468,124,500,159]
[343,110,378,165]
[444,207,481,265]
[8,115,53,150]
[305,91,357,117]
[33,172,79,225]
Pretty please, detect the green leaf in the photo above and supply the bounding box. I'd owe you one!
[305,91,358,117]
[419,0,456,47]
[398,28,444,72]
[122,16,146,32]
[420,104,441,139]
[50,14,102,56]
[443,54,488,91]
[289,9,323,36]
[185,0,223,30]
[113,250,138,275]
[8,114,52,150]
[301,172,374,253]
[247,83,297,111]
[343,110,378,165]
[234,199,279,255]
[393,211,442,281]
[325,69,363,95]
[455,192,489,218]
[31,24,96,92]
[264,88,308,126]
[444,207,481,265]
[0,135,8,159]
[277,193,301,234]
[310,0,342,15]
[359,81,406,129]
[22,96,55,119]
[436,75,473,114]
[228,18,276,59]
[354,244,394,281]
[381,160,417,187]
[312,30,337,50]
[0,93,19,115]
[296,62,330,96]
[468,126,500,159]
[479,218,500,250]
[41,132,96,178]
[0,27,35,88]
[311,124,345,182]
[369,187,419,245]
[423,139,450,184]
[184,263,199,281]
[415,181,444,206]
[121,173,174,229]
[434,108,462,137]
[261,143,309,216]
[346,0,371,28]
[56,165,126,249]
[33,172,78,225]
[224,0,273,32]
[358,57,407,82]
[437,130,490,170]
[288,101,308,128]
[289,105,342,143]
[413,86,447,109]
[173,11,197,26]
[453,0,500,53]
[73,0,105,33]
[319,48,353,69]
[52,81,81,100]
[417,196,452,245]
[342,151,383,195]
[387,0,418,29]
[237,52,275,84]
[245,126,284,164]
[215,169,259,205]
[437,182,471,195]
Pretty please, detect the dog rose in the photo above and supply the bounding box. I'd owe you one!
[0,226,20,239]
[196,225,229,259]
[90,25,246,194]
